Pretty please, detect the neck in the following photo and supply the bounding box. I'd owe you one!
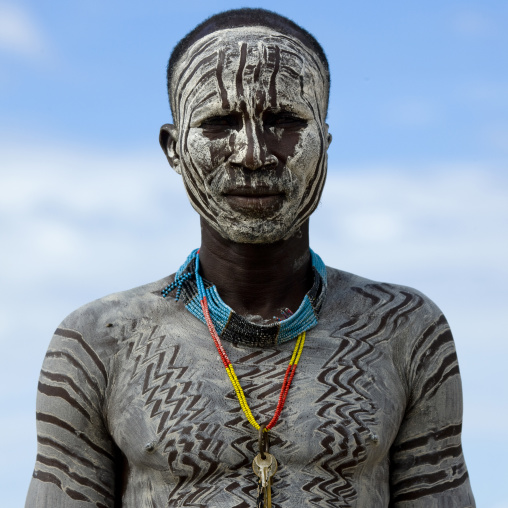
[198,219,313,323]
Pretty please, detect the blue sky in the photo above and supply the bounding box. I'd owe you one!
[1,1,507,506]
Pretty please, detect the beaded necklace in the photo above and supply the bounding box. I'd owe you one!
[162,248,327,346]
[161,249,327,507]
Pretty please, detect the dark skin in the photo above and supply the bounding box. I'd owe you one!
[197,217,314,322]
[159,125,315,322]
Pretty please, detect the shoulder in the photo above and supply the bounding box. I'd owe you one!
[60,275,174,329]
[324,265,444,322]
[323,266,452,377]
[50,274,178,371]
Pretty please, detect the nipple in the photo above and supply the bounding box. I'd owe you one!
[367,431,379,445]
[144,441,157,453]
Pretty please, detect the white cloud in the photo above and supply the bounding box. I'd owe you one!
[0,2,48,58]
[313,163,508,274]
[342,210,403,242]
[0,142,200,291]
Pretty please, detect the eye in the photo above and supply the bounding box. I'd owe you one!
[264,111,307,129]
[199,114,240,130]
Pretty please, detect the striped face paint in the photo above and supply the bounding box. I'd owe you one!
[170,27,331,243]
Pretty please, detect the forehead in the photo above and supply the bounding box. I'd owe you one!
[170,27,328,116]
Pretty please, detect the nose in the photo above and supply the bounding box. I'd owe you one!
[229,117,277,170]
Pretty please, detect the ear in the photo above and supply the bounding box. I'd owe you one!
[159,124,181,174]
[324,123,332,148]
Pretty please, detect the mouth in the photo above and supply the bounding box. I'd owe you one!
[222,187,285,215]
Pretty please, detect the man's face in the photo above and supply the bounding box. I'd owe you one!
[167,27,331,243]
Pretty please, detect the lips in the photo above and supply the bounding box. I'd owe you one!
[222,187,285,215]
[226,185,283,196]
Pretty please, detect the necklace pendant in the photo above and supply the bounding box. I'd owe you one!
[253,452,276,507]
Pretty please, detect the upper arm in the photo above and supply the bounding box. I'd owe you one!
[26,326,118,508]
[389,313,475,507]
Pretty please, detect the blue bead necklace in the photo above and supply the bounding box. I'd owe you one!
[161,249,327,347]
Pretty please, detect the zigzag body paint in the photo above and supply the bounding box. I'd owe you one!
[26,271,475,506]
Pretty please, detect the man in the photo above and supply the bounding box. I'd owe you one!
[26,8,475,507]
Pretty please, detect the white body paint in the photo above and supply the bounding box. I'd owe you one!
[170,27,331,243]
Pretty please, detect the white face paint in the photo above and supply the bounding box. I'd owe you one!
[170,26,330,243]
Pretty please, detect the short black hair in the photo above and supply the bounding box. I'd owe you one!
[166,8,330,117]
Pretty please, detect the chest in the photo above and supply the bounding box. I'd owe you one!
[105,316,407,482]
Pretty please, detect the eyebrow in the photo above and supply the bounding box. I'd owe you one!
[188,102,231,128]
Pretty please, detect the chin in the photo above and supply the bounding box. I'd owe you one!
[211,214,298,244]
